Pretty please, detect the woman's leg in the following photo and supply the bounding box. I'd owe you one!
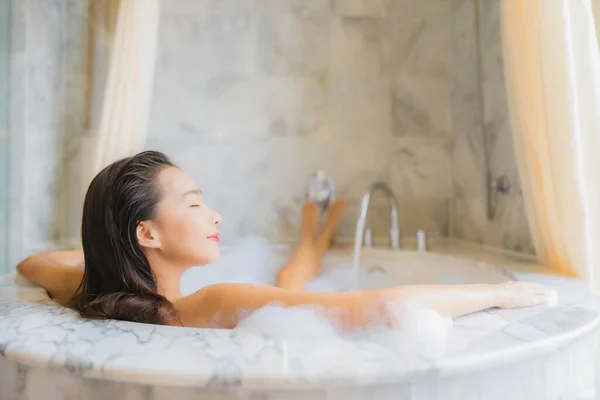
[314,199,347,274]
[275,203,320,290]
[276,200,347,290]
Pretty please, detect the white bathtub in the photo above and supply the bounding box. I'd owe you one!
[0,239,598,400]
[180,238,515,296]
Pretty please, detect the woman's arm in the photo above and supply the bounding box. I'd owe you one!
[174,281,550,329]
[16,250,85,306]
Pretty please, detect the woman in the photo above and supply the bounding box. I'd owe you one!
[17,151,553,329]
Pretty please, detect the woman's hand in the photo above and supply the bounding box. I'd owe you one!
[496,281,557,309]
[379,281,556,321]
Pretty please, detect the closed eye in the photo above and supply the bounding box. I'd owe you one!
[190,204,201,208]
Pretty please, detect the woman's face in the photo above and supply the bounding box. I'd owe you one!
[149,166,222,267]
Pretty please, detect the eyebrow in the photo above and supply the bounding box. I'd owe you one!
[182,189,202,197]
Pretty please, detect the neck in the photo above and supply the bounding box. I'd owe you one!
[146,252,184,302]
[156,272,183,302]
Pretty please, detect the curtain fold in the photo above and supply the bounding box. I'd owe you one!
[501,0,600,288]
[86,0,161,186]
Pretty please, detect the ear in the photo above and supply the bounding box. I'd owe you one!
[137,221,161,249]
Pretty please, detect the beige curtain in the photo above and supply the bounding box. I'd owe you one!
[85,0,161,186]
[501,0,600,287]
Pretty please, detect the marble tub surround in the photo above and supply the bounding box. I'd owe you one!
[0,239,599,400]
[0,334,595,400]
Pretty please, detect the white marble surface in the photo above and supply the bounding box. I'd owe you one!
[7,0,456,263]
[450,0,533,254]
[0,239,598,392]
[6,0,89,268]
[5,0,535,265]
[0,0,9,272]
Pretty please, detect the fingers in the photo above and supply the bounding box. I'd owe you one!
[499,282,558,309]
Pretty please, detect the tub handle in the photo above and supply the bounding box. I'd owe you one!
[416,230,440,252]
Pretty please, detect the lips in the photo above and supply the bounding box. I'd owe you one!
[207,233,220,243]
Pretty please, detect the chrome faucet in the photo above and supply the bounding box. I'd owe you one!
[354,182,401,250]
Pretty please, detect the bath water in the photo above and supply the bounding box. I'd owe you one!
[180,237,556,356]
[181,237,454,357]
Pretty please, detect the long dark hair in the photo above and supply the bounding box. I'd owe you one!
[70,151,182,326]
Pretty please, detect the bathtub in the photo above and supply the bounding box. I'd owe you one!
[0,238,598,400]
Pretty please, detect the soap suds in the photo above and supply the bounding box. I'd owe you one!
[180,237,553,356]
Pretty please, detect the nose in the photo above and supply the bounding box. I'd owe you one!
[213,211,222,226]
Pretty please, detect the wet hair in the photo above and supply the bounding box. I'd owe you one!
[70,151,182,326]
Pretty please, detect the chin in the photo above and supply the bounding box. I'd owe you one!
[209,248,221,262]
[197,247,220,265]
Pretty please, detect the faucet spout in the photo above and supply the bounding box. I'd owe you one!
[355,182,401,250]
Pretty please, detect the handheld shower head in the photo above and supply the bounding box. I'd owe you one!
[305,170,335,212]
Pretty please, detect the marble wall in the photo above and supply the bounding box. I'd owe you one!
[0,0,8,272]
[146,0,453,244]
[4,0,533,268]
[7,0,455,265]
[6,0,90,268]
[450,0,534,254]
